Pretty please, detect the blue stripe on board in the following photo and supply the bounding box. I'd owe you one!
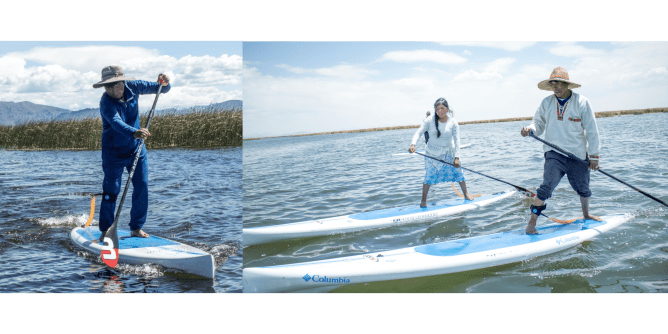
[256,219,609,269]
[348,193,502,221]
[77,228,179,249]
[414,219,607,257]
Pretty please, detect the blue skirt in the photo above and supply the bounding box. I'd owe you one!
[424,154,466,185]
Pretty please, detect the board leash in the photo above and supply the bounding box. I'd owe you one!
[84,193,103,228]
[451,184,483,198]
[528,132,668,208]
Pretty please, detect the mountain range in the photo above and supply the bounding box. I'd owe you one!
[0,100,242,126]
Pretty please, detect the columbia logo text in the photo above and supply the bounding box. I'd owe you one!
[555,235,580,245]
[302,274,351,284]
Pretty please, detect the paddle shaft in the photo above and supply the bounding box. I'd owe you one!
[412,151,536,197]
[528,133,668,207]
[109,83,164,232]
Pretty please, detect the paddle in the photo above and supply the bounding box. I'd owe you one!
[411,150,537,198]
[101,81,164,268]
[528,132,668,207]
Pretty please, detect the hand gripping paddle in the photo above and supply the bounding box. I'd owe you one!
[102,81,164,268]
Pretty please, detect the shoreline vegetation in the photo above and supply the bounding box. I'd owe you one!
[245,107,667,141]
[0,105,242,150]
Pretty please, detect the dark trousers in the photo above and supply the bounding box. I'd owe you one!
[537,150,591,201]
[99,149,149,232]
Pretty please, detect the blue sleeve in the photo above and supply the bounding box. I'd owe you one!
[100,97,138,138]
[127,80,171,95]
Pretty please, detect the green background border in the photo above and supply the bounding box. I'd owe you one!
[0,0,668,333]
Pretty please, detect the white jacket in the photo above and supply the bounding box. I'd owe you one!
[412,115,461,158]
[528,92,601,161]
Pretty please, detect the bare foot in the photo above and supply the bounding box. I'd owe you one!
[584,215,602,221]
[131,229,150,238]
[99,230,107,243]
[420,202,427,208]
[464,194,474,201]
[526,221,538,234]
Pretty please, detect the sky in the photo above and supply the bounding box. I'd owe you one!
[0,42,242,111]
[243,42,668,138]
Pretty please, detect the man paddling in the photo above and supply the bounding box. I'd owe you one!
[93,66,170,241]
[520,67,601,234]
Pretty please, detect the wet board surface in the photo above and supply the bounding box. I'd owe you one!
[243,213,631,292]
[243,190,516,246]
[71,227,215,278]
[75,228,196,250]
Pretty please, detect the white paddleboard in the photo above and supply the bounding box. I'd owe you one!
[243,213,632,292]
[70,227,215,279]
[243,190,516,247]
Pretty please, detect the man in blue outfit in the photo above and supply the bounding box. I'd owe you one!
[92,65,170,241]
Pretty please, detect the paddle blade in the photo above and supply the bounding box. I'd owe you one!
[101,224,119,268]
[101,236,119,268]
[85,196,95,228]
[521,190,536,198]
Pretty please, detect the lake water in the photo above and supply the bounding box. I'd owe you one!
[243,113,668,293]
[0,147,242,293]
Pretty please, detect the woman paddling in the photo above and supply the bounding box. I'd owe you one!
[409,98,473,207]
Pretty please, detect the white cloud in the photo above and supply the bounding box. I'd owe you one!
[275,63,377,79]
[482,58,516,73]
[437,42,536,51]
[243,63,533,138]
[646,67,668,77]
[313,64,379,79]
[244,42,668,138]
[276,64,307,74]
[7,46,160,72]
[0,46,242,110]
[549,42,606,57]
[379,49,467,65]
[463,50,472,55]
[452,70,504,82]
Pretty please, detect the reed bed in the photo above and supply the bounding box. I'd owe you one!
[0,106,242,150]
[244,107,667,140]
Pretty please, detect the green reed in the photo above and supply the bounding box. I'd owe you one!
[243,107,667,141]
[0,106,242,150]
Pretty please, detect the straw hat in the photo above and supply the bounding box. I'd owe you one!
[93,65,135,88]
[537,67,581,91]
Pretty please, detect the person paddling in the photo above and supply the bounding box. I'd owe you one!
[520,67,601,234]
[409,98,473,208]
[93,66,171,241]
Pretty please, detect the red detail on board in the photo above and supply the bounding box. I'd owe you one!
[102,249,119,268]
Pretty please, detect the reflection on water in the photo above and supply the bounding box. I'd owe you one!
[0,148,242,293]
[243,113,668,292]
